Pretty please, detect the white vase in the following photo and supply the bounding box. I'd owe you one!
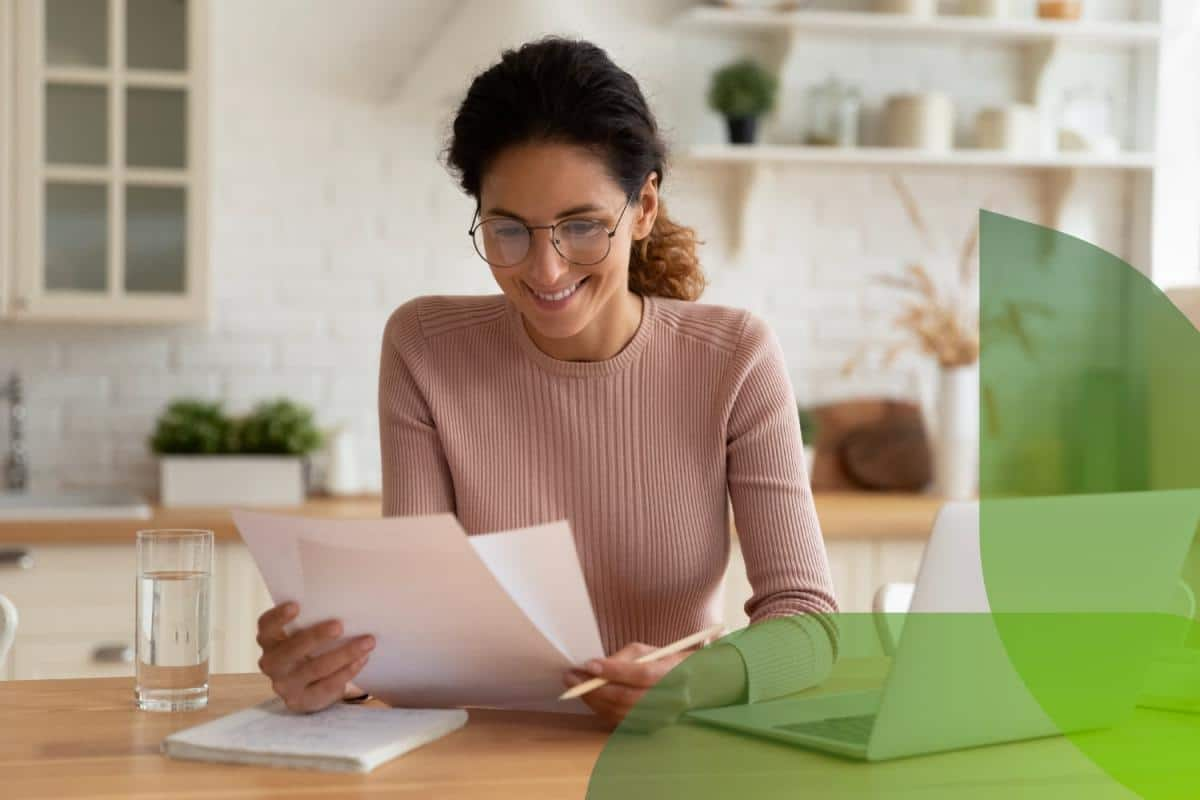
[935,364,979,500]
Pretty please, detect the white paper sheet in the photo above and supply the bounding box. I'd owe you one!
[233,510,604,710]
[469,520,604,664]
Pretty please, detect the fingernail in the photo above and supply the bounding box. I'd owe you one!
[326,622,342,637]
[584,660,602,676]
[359,637,375,652]
[283,602,298,616]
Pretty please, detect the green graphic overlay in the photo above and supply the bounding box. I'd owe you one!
[587,213,1200,798]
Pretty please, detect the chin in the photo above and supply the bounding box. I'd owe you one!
[523,308,589,340]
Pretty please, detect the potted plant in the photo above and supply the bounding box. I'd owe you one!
[151,398,324,507]
[707,59,778,145]
[798,404,821,475]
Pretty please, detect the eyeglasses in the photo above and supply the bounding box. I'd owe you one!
[468,197,633,268]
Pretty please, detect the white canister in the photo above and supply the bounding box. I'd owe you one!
[963,0,1009,16]
[324,426,362,496]
[975,105,1042,154]
[883,93,955,152]
[873,0,936,14]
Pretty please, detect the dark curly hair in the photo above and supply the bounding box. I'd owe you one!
[445,36,705,301]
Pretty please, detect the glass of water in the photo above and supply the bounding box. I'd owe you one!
[135,529,213,711]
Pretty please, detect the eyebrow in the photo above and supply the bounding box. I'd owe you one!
[482,203,607,221]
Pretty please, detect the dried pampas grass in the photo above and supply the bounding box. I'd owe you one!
[845,175,982,373]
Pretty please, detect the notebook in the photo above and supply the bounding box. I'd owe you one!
[161,698,469,773]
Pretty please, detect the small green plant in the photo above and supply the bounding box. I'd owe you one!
[149,399,237,455]
[798,405,821,448]
[149,397,323,456]
[707,59,778,119]
[236,399,324,456]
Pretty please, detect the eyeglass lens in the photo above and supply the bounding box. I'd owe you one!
[473,218,611,268]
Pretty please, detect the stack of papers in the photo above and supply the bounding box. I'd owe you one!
[233,511,605,710]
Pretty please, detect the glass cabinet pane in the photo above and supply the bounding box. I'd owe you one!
[46,84,109,165]
[45,183,109,292]
[126,88,186,168]
[45,0,109,68]
[127,0,187,71]
[125,186,186,293]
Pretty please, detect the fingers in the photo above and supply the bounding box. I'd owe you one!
[582,647,687,690]
[259,619,344,679]
[280,635,375,698]
[563,670,648,727]
[256,602,298,648]
[291,655,370,713]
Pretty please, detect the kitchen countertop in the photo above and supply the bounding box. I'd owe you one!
[0,492,943,545]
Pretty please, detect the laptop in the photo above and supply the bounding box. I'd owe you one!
[689,491,1200,761]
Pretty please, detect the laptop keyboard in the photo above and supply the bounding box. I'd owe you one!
[776,714,877,745]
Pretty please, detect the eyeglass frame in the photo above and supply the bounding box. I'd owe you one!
[467,194,636,268]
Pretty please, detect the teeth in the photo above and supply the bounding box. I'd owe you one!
[531,280,582,302]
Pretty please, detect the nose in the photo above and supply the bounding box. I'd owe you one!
[522,228,571,287]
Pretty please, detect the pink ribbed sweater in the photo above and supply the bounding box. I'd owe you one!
[378,293,839,701]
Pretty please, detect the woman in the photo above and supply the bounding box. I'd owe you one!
[256,37,837,728]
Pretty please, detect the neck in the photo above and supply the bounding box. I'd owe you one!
[524,291,644,362]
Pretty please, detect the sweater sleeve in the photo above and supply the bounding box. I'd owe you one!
[378,299,457,518]
[723,312,839,702]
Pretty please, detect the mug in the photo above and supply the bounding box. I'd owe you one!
[0,593,17,665]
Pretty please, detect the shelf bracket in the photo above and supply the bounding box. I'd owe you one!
[1039,167,1099,249]
[1021,39,1060,110]
[731,162,771,269]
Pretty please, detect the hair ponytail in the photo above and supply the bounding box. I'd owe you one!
[629,201,705,301]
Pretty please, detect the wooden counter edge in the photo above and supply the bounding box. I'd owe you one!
[0,492,942,545]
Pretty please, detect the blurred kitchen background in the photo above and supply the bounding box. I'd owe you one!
[0,0,1198,677]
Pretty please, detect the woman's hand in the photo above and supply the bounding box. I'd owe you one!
[256,602,375,713]
[563,642,688,728]
[563,641,748,732]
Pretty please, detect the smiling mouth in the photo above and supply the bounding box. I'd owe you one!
[525,277,589,303]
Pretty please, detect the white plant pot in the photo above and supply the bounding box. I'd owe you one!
[804,446,816,477]
[159,456,306,507]
[934,364,980,500]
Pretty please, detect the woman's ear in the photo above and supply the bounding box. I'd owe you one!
[631,173,660,241]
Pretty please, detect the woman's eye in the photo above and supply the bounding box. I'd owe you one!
[560,220,602,238]
[491,222,526,238]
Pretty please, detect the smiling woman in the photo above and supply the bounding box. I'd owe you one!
[252,36,839,728]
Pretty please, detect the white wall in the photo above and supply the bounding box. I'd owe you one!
[5,0,1136,495]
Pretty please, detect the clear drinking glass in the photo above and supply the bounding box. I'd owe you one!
[135,529,213,711]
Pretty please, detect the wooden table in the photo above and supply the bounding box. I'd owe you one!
[4,665,1195,799]
[0,492,942,545]
[0,673,611,799]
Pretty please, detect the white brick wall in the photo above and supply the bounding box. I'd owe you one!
[6,0,1138,495]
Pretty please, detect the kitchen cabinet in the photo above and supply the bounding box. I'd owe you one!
[0,540,271,681]
[0,0,209,323]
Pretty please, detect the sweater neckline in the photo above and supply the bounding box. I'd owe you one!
[507,293,656,378]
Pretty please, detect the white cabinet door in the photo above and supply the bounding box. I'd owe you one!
[8,0,208,323]
[11,636,135,680]
[0,540,269,681]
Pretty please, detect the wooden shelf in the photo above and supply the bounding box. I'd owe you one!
[681,144,1157,171]
[678,7,1161,46]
